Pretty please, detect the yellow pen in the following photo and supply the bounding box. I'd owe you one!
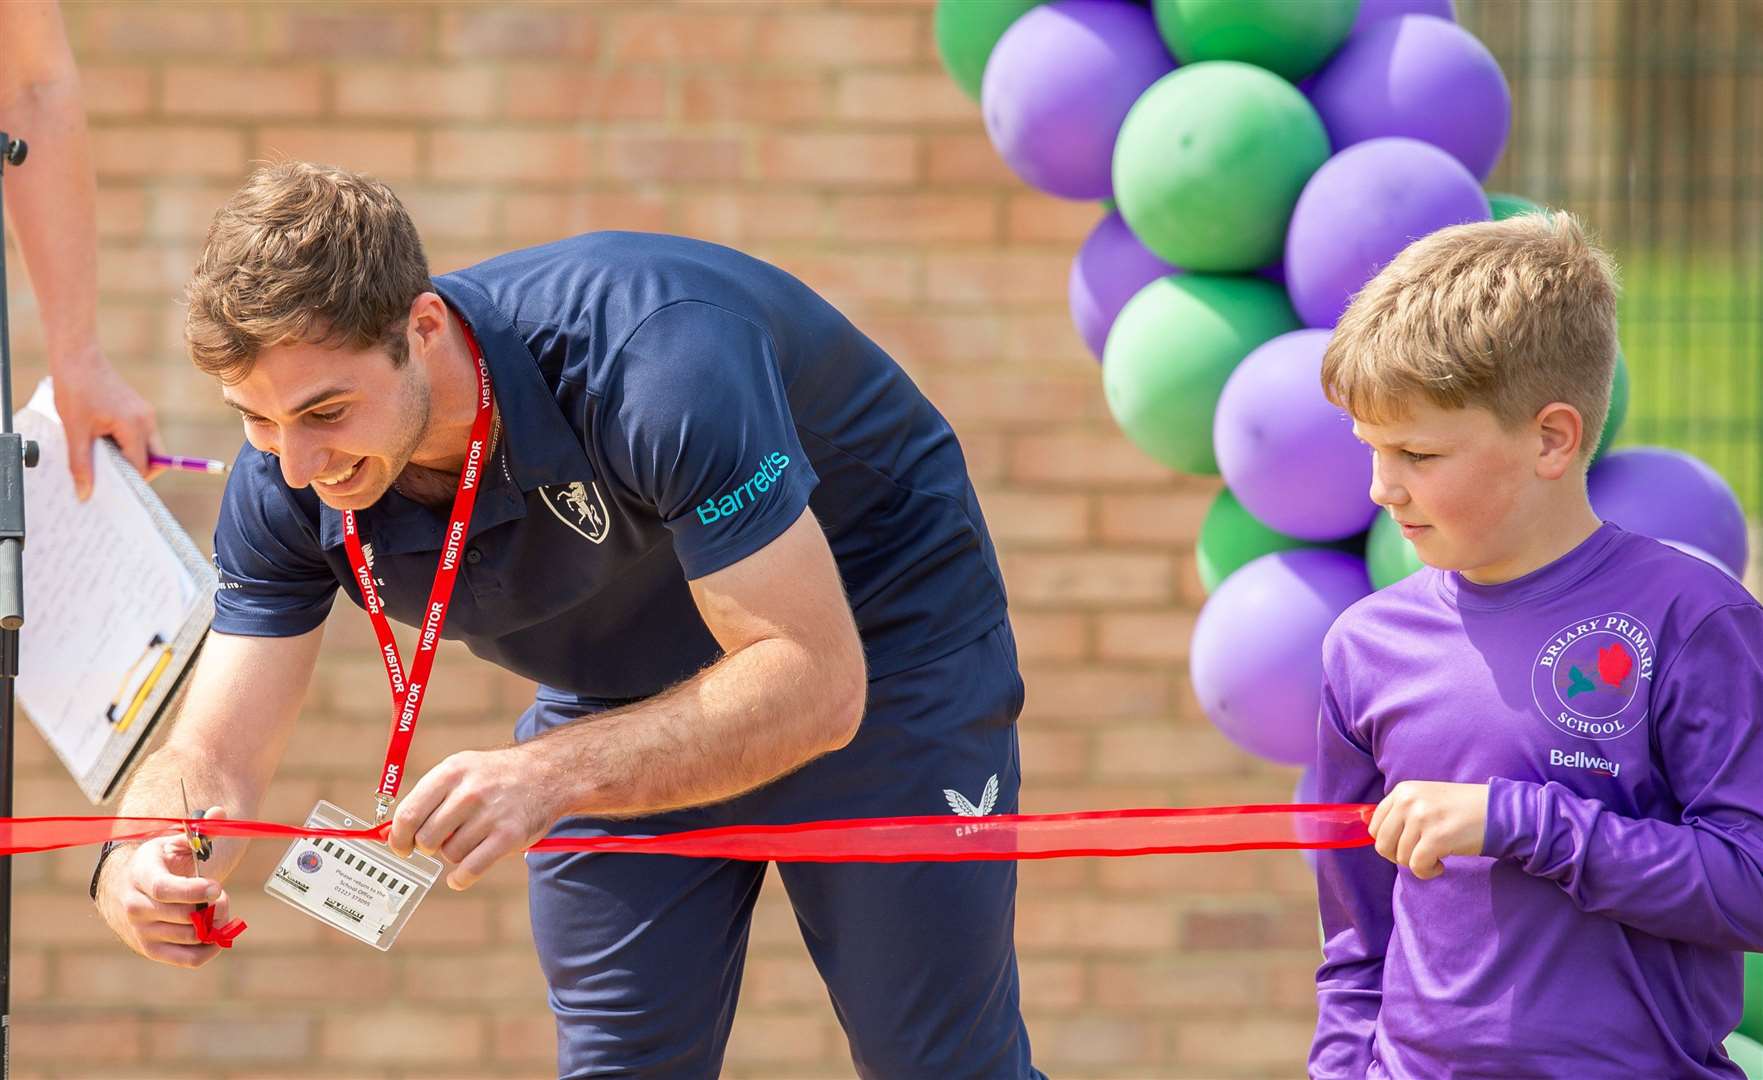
[114,643,174,734]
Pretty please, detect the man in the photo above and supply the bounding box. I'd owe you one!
[93,161,1041,1079]
[1,0,160,497]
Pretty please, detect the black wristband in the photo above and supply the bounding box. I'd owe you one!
[89,839,125,902]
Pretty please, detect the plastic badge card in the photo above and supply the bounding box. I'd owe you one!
[263,800,441,951]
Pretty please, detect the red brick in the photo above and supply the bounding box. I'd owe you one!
[261,8,431,58]
[835,72,975,124]
[983,490,1090,546]
[1095,849,1266,896]
[1008,192,1107,244]
[401,952,549,1003]
[1183,904,1322,951]
[605,9,758,64]
[1009,430,1174,488]
[163,67,325,118]
[439,7,599,59]
[1002,551,1173,607]
[79,65,154,118]
[429,128,594,183]
[505,70,669,123]
[754,11,919,67]
[232,951,396,1001]
[95,188,149,240]
[927,132,1019,186]
[739,953,835,1008]
[603,132,746,183]
[92,126,246,179]
[924,251,1071,307]
[759,132,919,187]
[319,1008,486,1064]
[505,190,671,241]
[681,73,831,125]
[144,1014,315,1063]
[827,192,997,244]
[722,1010,835,1065]
[1091,956,1266,1011]
[491,1012,557,1065]
[1019,727,1091,780]
[1096,724,1250,781]
[78,6,253,55]
[1098,487,1217,545]
[11,1012,142,1065]
[1017,897,1179,950]
[1018,665,1173,724]
[917,373,1104,427]
[1007,610,1089,663]
[398,187,499,241]
[765,250,918,308]
[1097,610,1197,664]
[1171,1016,1317,1072]
[673,191,824,245]
[255,126,422,181]
[335,68,500,121]
[1026,1013,1167,1070]
[1018,956,1086,1009]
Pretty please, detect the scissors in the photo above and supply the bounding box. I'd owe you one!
[179,780,245,947]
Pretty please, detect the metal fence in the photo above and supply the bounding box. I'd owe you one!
[1462,0,1762,515]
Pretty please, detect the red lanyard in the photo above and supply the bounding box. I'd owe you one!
[342,322,495,822]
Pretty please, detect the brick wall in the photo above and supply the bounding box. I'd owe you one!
[3,3,1322,1076]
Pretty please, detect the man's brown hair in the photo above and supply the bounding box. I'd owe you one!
[184,161,431,383]
[1321,211,1621,459]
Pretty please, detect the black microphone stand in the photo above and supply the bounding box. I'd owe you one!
[0,131,42,1080]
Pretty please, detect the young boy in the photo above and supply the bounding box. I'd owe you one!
[1309,212,1763,1078]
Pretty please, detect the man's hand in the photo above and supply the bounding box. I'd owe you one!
[94,806,233,968]
[52,349,162,500]
[1368,781,1488,880]
[386,746,559,891]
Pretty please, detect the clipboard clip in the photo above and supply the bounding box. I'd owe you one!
[107,633,171,733]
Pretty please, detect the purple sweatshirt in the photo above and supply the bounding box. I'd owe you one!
[1311,522,1763,1079]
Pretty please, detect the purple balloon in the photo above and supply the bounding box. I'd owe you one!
[1661,540,1739,580]
[1352,0,1455,34]
[1308,15,1511,181]
[1069,211,1179,361]
[1191,549,1372,766]
[1588,447,1750,579]
[1285,137,1491,328]
[1216,329,1376,541]
[982,0,1177,200]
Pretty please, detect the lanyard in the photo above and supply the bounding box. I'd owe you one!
[342,322,494,823]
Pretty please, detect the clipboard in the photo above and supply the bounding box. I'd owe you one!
[12,379,216,803]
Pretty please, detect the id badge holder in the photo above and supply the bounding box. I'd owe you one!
[263,800,440,951]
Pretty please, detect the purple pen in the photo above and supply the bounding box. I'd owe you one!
[148,453,228,475]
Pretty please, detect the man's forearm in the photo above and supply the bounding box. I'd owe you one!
[523,636,864,820]
[111,743,269,883]
[3,71,103,367]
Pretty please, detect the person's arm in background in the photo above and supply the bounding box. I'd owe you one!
[1310,658,1396,1079]
[0,0,160,498]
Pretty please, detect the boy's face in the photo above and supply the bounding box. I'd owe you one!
[222,337,431,511]
[1353,400,1542,579]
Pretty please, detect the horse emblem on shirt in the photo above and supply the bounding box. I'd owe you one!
[540,481,611,545]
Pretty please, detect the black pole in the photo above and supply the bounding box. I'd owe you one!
[0,129,39,1080]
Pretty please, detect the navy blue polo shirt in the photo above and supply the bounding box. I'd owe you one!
[211,232,1008,702]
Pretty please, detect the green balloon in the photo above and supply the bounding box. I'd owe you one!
[1593,347,1630,462]
[1487,191,1547,220]
[1366,511,1426,589]
[934,0,1043,101]
[1152,0,1360,82]
[1114,62,1331,271]
[1740,952,1763,1043]
[1729,1030,1763,1079]
[1197,488,1313,592]
[1103,274,1300,474]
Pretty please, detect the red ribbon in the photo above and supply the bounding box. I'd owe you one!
[0,804,1372,861]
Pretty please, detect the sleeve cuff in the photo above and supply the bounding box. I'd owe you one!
[1483,775,1542,862]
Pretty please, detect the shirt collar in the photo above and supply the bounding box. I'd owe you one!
[314,275,595,553]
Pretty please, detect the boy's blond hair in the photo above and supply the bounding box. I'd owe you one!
[184,160,431,384]
[1321,212,1621,459]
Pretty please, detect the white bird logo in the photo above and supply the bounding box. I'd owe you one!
[944,774,999,817]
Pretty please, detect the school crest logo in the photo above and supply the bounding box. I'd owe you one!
[1531,611,1654,741]
[540,481,610,545]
